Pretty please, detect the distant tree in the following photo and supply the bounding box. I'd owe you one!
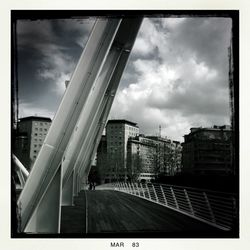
[152,143,160,179]
[164,146,175,176]
[131,152,143,182]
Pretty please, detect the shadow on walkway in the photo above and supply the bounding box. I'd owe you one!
[60,190,235,238]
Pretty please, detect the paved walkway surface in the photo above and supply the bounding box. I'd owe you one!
[60,190,230,237]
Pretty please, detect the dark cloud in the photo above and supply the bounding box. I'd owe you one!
[16,17,232,141]
[17,19,94,118]
[165,17,232,76]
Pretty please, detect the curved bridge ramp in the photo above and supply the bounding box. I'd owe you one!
[61,190,233,237]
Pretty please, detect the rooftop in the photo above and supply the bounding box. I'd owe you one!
[146,135,171,143]
[19,116,52,122]
[189,125,231,134]
[107,119,138,127]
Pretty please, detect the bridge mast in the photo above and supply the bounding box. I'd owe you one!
[17,17,142,233]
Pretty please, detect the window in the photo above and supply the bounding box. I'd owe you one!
[34,144,37,148]
[40,122,43,126]
[40,128,43,131]
[34,150,37,153]
[34,133,38,136]
[35,127,38,131]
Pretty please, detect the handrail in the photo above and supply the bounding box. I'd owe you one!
[96,182,237,231]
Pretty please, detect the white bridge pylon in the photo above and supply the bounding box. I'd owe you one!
[17,17,142,233]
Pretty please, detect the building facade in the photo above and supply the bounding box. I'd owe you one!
[146,136,182,177]
[14,116,52,170]
[127,136,156,181]
[105,119,139,182]
[96,135,108,183]
[127,136,182,181]
[96,119,182,183]
[182,125,232,175]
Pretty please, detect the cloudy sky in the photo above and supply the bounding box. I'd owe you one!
[16,16,232,142]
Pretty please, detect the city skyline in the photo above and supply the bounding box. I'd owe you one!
[16,16,232,142]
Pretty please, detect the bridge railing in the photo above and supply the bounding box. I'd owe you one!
[97,182,237,231]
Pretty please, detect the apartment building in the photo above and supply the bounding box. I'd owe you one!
[105,119,139,182]
[182,125,232,175]
[14,116,52,170]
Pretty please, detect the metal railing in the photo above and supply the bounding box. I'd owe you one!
[97,182,237,231]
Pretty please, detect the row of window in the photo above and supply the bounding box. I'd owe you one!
[34,127,48,132]
[109,125,122,129]
[110,135,123,140]
[33,133,47,137]
[34,122,49,126]
[128,126,138,131]
[34,138,43,142]
[110,141,122,145]
[139,174,155,177]
[108,148,124,154]
[109,125,138,131]
[128,132,137,137]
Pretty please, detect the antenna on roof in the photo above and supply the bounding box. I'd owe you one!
[159,125,161,137]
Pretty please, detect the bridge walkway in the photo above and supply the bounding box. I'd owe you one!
[60,190,230,237]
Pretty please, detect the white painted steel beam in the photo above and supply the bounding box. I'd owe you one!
[64,18,142,194]
[73,171,79,195]
[25,166,62,233]
[13,154,29,189]
[77,50,131,185]
[64,49,125,193]
[61,171,74,206]
[13,154,29,178]
[77,19,142,185]
[61,46,123,185]
[18,18,122,232]
[16,169,26,189]
[18,17,142,233]
[61,46,123,200]
[64,48,123,183]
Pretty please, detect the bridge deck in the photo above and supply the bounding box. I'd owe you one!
[60,190,230,237]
